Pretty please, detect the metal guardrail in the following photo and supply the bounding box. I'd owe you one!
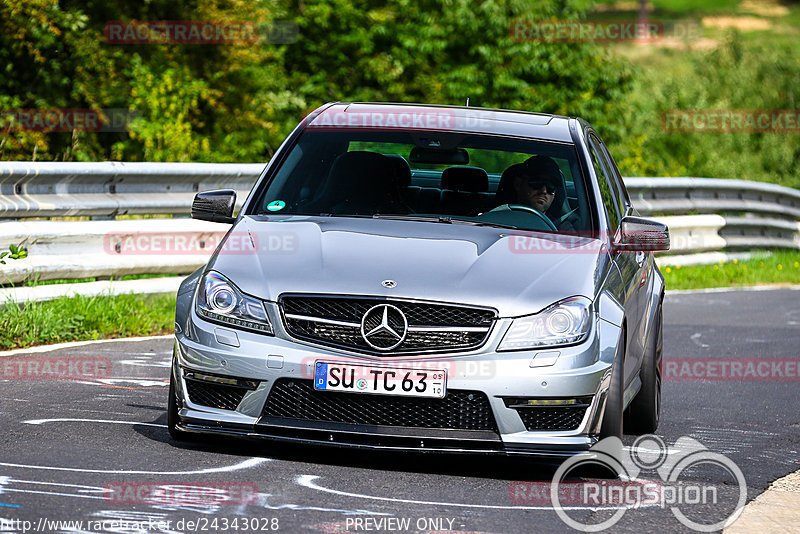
[0,161,262,217]
[625,177,800,253]
[0,219,229,284]
[0,163,798,285]
[625,177,800,219]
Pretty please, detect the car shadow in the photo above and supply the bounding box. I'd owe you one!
[134,412,564,481]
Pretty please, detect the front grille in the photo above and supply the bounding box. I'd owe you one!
[262,378,498,432]
[281,295,495,355]
[184,378,251,410]
[515,407,588,431]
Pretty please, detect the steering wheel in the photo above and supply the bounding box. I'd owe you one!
[486,203,558,231]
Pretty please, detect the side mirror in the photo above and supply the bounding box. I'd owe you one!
[191,190,237,224]
[614,216,670,252]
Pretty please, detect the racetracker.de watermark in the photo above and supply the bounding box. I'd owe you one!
[0,108,138,132]
[102,231,298,255]
[103,481,259,506]
[510,480,666,505]
[507,231,668,254]
[664,357,800,381]
[662,110,800,133]
[0,356,111,380]
[103,20,298,44]
[509,19,700,43]
[307,107,459,132]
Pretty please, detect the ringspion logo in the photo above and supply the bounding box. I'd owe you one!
[547,435,747,532]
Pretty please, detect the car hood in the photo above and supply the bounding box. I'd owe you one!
[208,216,610,318]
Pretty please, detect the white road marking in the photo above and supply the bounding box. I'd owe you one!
[0,488,107,500]
[0,335,173,357]
[117,358,171,368]
[249,492,391,516]
[10,479,107,493]
[61,408,137,416]
[690,332,710,348]
[0,457,269,475]
[77,378,168,387]
[666,285,800,296]
[23,418,165,427]
[295,475,648,511]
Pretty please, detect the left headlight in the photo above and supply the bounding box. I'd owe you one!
[196,271,273,334]
[497,296,592,351]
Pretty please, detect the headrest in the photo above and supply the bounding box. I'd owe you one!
[383,154,412,187]
[441,166,489,192]
[325,151,396,201]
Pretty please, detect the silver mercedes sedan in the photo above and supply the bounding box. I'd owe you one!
[169,102,669,457]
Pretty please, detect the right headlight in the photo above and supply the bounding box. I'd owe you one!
[497,296,592,351]
[195,271,273,334]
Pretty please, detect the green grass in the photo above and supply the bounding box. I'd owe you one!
[662,250,800,290]
[15,273,183,287]
[0,293,176,350]
[593,0,757,16]
[2,249,799,350]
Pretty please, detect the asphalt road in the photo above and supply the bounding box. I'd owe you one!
[1,288,799,534]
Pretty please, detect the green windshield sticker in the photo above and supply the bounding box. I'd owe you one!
[266,200,286,212]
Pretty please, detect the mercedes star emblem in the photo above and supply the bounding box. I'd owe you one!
[360,304,408,351]
[381,279,397,288]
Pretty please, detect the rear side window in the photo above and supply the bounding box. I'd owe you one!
[597,139,631,212]
[587,135,620,233]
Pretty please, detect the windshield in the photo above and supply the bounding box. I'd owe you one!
[250,130,593,233]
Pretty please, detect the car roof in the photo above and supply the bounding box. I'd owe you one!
[305,102,576,143]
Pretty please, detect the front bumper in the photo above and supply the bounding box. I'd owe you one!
[171,306,621,457]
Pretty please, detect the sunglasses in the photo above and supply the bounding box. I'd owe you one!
[526,180,556,194]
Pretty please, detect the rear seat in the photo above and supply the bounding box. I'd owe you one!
[383,155,494,215]
[440,166,494,216]
[385,154,443,214]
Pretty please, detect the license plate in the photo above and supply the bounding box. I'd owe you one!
[313,361,446,398]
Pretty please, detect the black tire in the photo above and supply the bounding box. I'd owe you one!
[625,302,663,435]
[600,329,625,439]
[168,369,190,442]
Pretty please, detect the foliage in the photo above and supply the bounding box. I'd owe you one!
[0,0,632,162]
[606,33,800,189]
[0,243,27,264]
[0,0,797,191]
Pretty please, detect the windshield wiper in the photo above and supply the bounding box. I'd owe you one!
[372,214,523,230]
[447,218,521,230]
[372,214,454,224]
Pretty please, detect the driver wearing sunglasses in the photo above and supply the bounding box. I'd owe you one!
[515,173,557,213]
[499,156,579,232]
